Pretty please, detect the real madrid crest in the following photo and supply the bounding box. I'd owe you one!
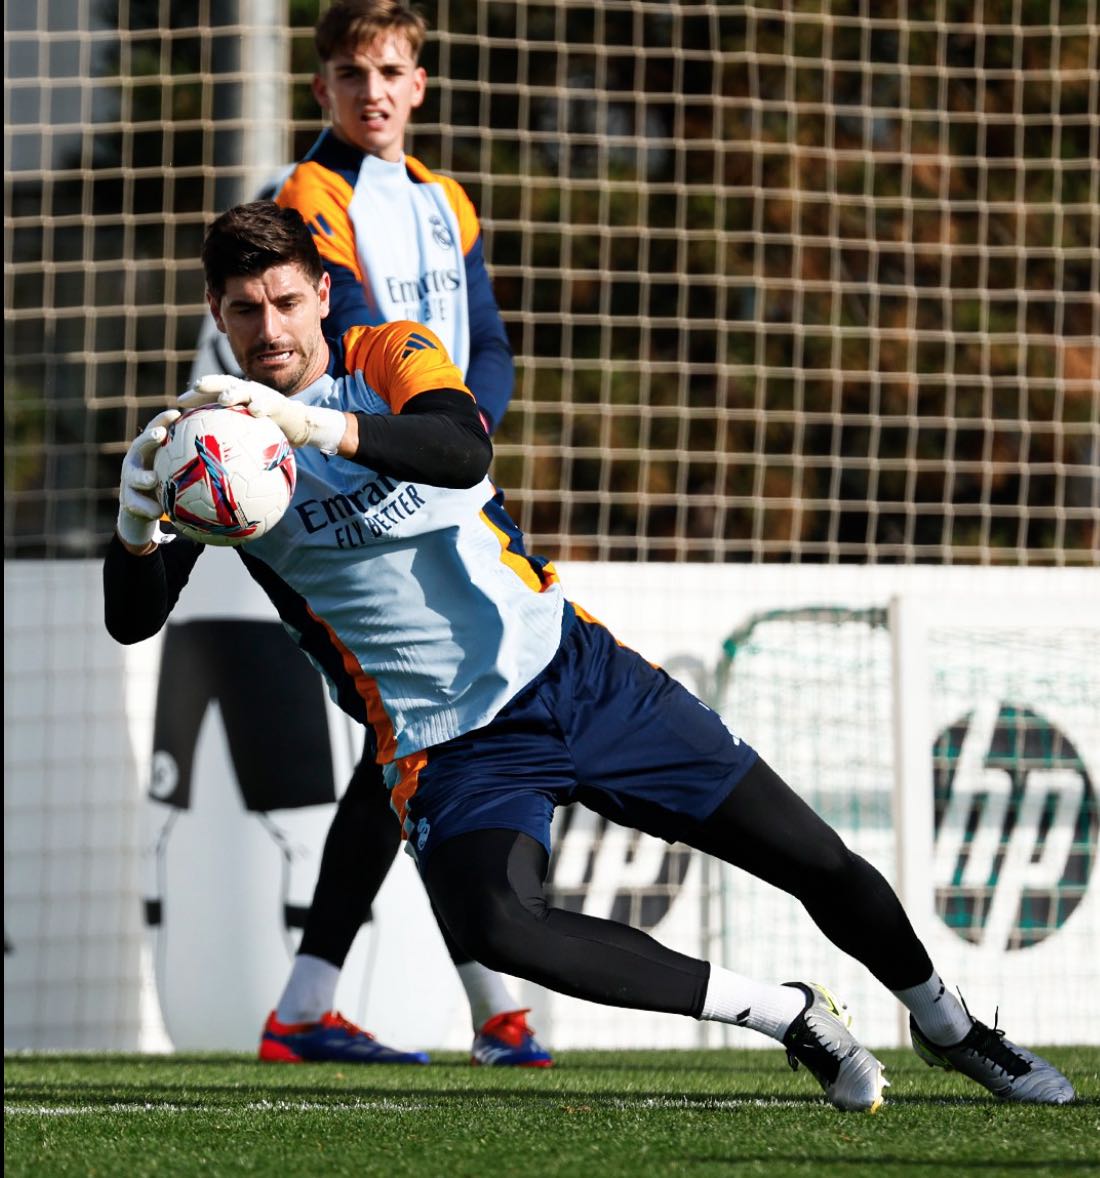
[429,215,454,249]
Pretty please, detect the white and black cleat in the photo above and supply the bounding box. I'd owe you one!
[782,982,888,1113]
[910,1011,1075,1104]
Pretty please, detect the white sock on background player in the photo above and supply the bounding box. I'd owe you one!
[275,953,340,1024]
[456,961,524,1031]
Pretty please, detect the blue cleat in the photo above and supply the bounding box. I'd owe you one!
[259,1010,430,1065]
[471,1008,553,1067]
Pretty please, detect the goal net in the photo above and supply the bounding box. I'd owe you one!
[700,596,1099,1048]
[4,1,1097,561]
[4,2,1098,1052]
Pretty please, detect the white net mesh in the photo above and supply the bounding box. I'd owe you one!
[5,0,1099,561]
[709,608,901,1047]
[706,600,1100,1048]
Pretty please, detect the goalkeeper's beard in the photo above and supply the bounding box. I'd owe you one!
[243,345,311,396]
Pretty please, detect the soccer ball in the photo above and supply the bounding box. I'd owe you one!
[154,404,296,546]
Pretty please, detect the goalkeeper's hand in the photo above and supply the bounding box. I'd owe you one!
[179,374,348,454]
[117,408,181,552]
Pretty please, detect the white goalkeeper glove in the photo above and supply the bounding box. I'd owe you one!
[117,408,181,551]
[179,374,348,454]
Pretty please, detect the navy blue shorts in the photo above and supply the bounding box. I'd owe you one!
[390,608,758,866]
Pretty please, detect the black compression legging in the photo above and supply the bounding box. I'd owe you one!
[422,757,934,1018]
[298,743,473,969]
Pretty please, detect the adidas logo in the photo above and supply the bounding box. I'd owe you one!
[401,332,436,359]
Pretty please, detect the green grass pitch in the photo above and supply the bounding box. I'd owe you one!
[5,1047,1098,1177]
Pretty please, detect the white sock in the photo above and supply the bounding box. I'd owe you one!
[699,966,808,1042]
[456,961,520,1032]
[894,971,972,1046]
[274,954,340,1025]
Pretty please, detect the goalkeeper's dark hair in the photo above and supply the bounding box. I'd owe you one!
[202,201,325,300]
[315,0,428,63]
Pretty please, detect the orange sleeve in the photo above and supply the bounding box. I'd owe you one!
[276,161,363,283]
[342,322,474,414]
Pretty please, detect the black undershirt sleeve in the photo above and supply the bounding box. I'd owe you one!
[102,531,204,645]
[350,388,492,488]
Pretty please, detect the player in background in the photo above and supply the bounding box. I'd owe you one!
[107,201,1075,1113]
[172,0,551,1067]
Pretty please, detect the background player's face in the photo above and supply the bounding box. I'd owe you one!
[313,31,427,163]
[208,264,332,395]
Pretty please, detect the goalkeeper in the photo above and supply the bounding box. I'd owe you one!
[163,0,551,1067]
[106,200,1075,1112]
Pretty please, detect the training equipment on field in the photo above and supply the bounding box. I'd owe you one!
[470,1009,554,1068]
[259,1009,430,1065]
[781,982,888,1113]
[154,405,296,546]
[910,1011,1076,1104]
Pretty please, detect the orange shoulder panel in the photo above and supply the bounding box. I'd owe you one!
[342,321,474,414]
[276,161,363,282]
[404,155,481,255]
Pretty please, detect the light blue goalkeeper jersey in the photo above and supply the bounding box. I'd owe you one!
[237,320,565,766]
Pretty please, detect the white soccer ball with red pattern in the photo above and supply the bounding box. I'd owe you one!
[154,404,296,546]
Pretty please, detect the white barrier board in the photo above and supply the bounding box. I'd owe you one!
[4,559,1098,1051]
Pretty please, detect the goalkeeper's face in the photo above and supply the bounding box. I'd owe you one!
[210,263,332,396]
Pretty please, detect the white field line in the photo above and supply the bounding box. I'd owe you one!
[5,1096,808,1117]
[5,1099,434,1117]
